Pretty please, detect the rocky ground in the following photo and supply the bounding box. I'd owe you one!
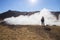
[0,25,60,40]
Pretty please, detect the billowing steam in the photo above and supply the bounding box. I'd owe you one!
[3,8,60,26]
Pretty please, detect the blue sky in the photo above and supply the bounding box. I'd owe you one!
[0,0,60,13]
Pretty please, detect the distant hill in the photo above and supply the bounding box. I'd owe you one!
[51,12,60,20]
[0,10,60,20]
[0,10,39,20]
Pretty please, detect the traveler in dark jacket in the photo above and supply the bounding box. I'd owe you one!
[41,16,45,25]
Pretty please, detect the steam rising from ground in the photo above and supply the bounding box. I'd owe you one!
[3,8,60,26]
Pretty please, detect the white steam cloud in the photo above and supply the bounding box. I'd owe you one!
[3,8,60,26]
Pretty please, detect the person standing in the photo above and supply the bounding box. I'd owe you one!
[41,16,45,26]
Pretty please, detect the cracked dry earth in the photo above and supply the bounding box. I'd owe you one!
[0,25,60,40]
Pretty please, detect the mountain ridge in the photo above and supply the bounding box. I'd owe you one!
[0,10,60,20]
